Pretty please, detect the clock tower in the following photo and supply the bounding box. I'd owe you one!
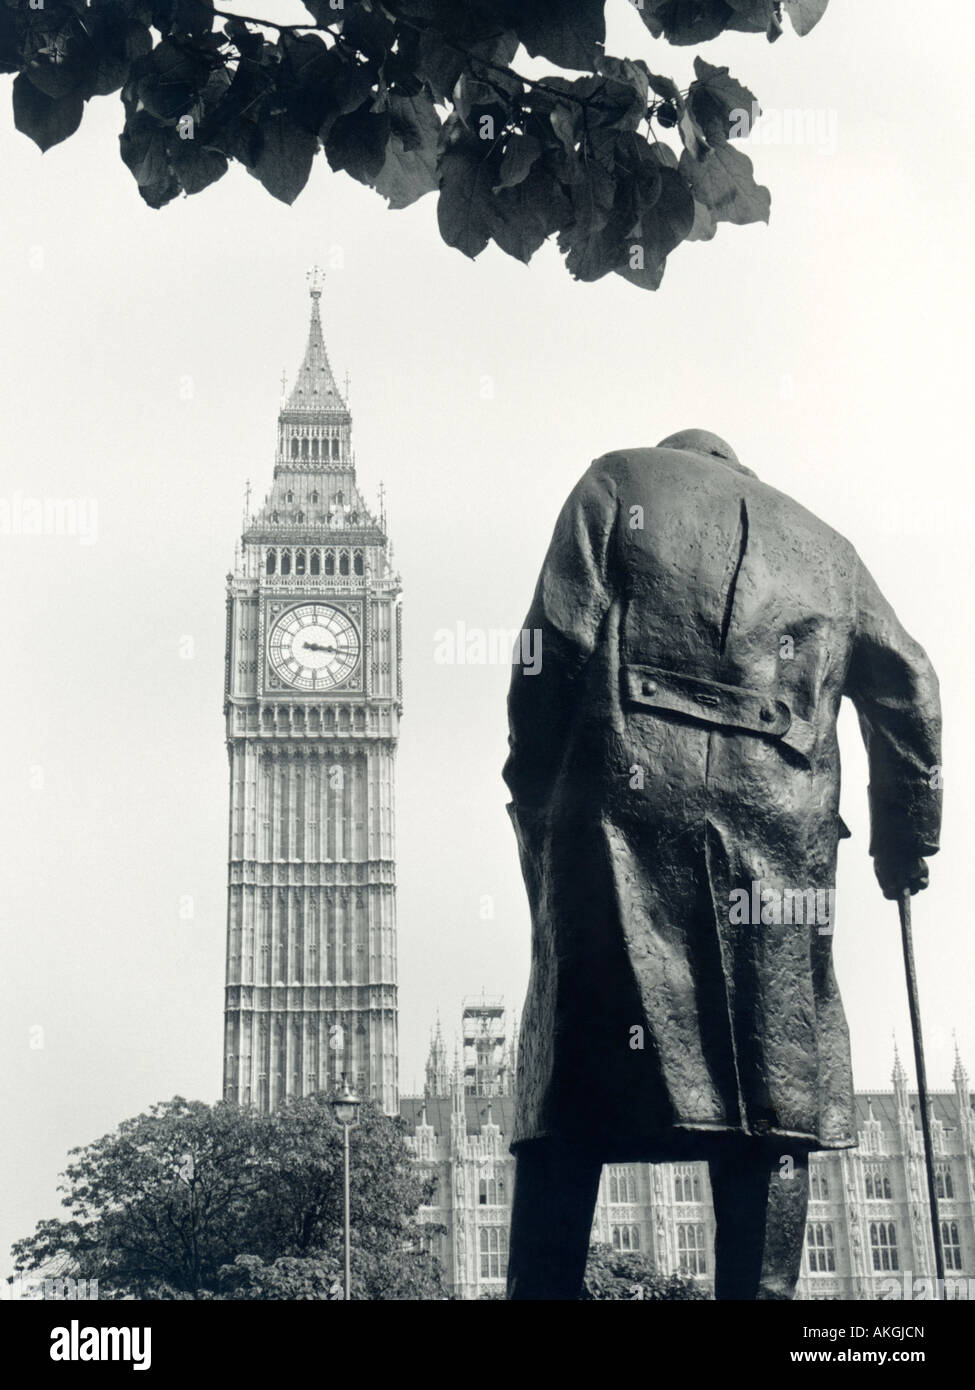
[222,276,401,1115]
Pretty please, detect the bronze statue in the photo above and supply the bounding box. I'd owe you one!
[503,430,942,1300]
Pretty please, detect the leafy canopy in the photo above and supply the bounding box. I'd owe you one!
[10,1094,445,1300]
[1,0,829,291]
[583,1241,710,1300]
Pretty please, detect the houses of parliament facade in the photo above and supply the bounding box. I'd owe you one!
[224,284,973,1301]
[404,1002,975,1303]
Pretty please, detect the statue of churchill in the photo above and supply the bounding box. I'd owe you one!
[503,430,942,1300]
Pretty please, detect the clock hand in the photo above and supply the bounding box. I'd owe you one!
[303,641,336,653]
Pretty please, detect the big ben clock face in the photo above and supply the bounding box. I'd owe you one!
[268,603,361,691]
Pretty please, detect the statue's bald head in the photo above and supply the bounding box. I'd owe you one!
[657,429,740,464]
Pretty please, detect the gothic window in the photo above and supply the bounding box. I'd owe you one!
[611,1224,641,1252]
[479,1227,508,1280]
[674,1166,702,1203]
[935,1164,955,1200]
[676,1223,707,1275]
[324,550,335,576]
[353,549,364,576]
[870,1222,899,1271]
[479,1177,501,1206]
[339,551,350,576]
[280,551,291,576]
[310,550,320,576]
[266,550,276,575]
[294,549,306,576]
[336,491,344,505]
[271,511,279,523]
[286,491,293,503]
[297,511,304,524]
[608,1166,636,1204]
[806,1223,836,1273]
[311,438,319,460]
[864,1164,892,1200]
[331,438,339,459]
[810,1171,830,1201]
[311,490,319,504]
[301,438,309,459]
[942,1221,962,1271]
[290,438,299,459]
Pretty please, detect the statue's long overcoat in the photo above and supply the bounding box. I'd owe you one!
[503,445,942,1160]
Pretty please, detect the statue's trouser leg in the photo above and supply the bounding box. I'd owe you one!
[507,1140,602,1300]
[708,1139,810,1300]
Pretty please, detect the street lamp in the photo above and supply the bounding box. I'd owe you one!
[331,1076,361,1301]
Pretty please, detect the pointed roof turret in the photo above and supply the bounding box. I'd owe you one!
[282,268,349,420]
[892,1035,908,1087]
[953,1034,968,1089]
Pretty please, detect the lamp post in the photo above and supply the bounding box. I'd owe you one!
[331,1077,361,1301]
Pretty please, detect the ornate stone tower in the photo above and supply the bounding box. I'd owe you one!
[222,275,401,1115]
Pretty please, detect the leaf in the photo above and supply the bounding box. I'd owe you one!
[678,102,708,160]
[615,165,695,290]
[783,0,829,36]
[549,102,578,153]
[22,24,95,100]
[725,0,777,31]
[598,56,649,123]
[515,0,606,71]
[685,196,717,242]
[687,58,758,143]
[558,159,616,281]
[278,32,341,133]
[638,0,735,47]
[134,37,209,121]
[370,91,440,209]
[645,70,681,105]
[169,135,227,194]
[172,0,213,37]
[328,54,377,118]
[323,105,390,184]
[0,6,22,76]
[86,14,153,98]
[678,139,770,224]
[13,73,84,151]
[252,113,318,203]
[414,28,464,104]
[495,133,541,191]
[119,108,180,205]
[437,130,500,259]
[492,163,569,263]
[339,1,396,61]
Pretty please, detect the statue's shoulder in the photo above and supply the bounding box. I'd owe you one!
[587,446,671,490]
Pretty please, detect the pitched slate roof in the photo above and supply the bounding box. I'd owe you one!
[400,1095,517,1138]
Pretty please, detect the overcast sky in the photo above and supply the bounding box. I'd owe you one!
[2,1,973,1270]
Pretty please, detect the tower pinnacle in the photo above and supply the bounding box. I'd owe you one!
[282,273,348,419]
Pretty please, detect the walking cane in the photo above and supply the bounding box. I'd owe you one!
[898,887,946,1292]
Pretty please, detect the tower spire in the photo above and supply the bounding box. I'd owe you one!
[282,269,348,419]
